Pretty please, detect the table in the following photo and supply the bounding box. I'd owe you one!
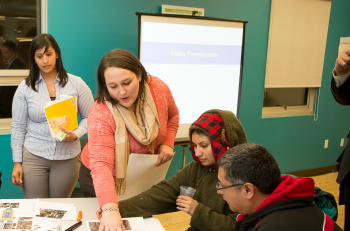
[39,198,191,231]
[153,211,191,231]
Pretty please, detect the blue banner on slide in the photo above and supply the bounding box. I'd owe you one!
[141,42,242,65]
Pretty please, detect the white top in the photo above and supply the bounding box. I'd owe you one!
[333,69,350,87]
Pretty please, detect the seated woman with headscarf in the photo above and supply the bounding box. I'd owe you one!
[96,109,247,231]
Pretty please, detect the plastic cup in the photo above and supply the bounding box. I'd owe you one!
[180,186,196,198]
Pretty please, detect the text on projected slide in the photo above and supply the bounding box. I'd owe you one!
[141,42,242,65]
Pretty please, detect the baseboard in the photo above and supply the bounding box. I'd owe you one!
[288,165,338,177]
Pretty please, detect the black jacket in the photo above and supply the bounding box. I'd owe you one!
[1,58,25,69]
[331,77,350,184]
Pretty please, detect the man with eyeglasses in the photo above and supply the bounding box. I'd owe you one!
[217,143,342,231]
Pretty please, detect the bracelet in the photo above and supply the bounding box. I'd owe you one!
[102,208,119,212]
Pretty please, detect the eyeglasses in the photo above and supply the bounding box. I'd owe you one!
[216,182,242,193]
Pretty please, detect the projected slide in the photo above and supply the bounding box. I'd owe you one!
[140,16,245,137]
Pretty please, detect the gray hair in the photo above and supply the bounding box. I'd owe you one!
[218,143,281,194]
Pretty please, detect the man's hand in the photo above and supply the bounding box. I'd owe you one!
[334,49,350,76]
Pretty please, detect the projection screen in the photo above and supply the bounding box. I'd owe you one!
[137,13,247,138]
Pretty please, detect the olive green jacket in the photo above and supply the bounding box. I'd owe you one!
[119,161,236,231]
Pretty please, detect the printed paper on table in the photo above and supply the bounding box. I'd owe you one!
[0,208,35,230]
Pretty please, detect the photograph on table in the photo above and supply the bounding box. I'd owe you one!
[17,220,33,230]
[17,217,34,230]
[36,209,67,219]
[0,203,11,208]
[88,221,100,231]
[9,204,19,209]
[3,223,17,229]
[33,202,75,221]
[123,220,132,230]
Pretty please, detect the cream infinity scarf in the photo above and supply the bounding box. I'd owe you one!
[105,81,160,196]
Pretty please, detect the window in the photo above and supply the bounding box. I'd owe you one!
[262,0,331,118]
[0,0,46,133]
[263,88,309,107]
[262,88,316,118]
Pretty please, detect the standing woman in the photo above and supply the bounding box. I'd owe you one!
[79,49,179,231]
[11,34,94,198]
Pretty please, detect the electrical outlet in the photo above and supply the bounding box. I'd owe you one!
[324,139,328,149]
[341,138,345,147]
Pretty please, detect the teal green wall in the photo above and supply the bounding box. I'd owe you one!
[239,0,350,173]
[1,0,350,198]
[0,135,24,198]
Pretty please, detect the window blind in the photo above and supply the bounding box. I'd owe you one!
[264,0,332,88]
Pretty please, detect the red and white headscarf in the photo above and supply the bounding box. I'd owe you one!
[189,113,231,163]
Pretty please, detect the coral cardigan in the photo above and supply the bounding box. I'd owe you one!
[81,76,179,207]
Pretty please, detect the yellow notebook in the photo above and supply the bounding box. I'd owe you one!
[44,97,78,139]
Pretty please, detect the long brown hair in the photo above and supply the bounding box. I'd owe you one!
[26,34,68,91]
[96,49,148,104]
